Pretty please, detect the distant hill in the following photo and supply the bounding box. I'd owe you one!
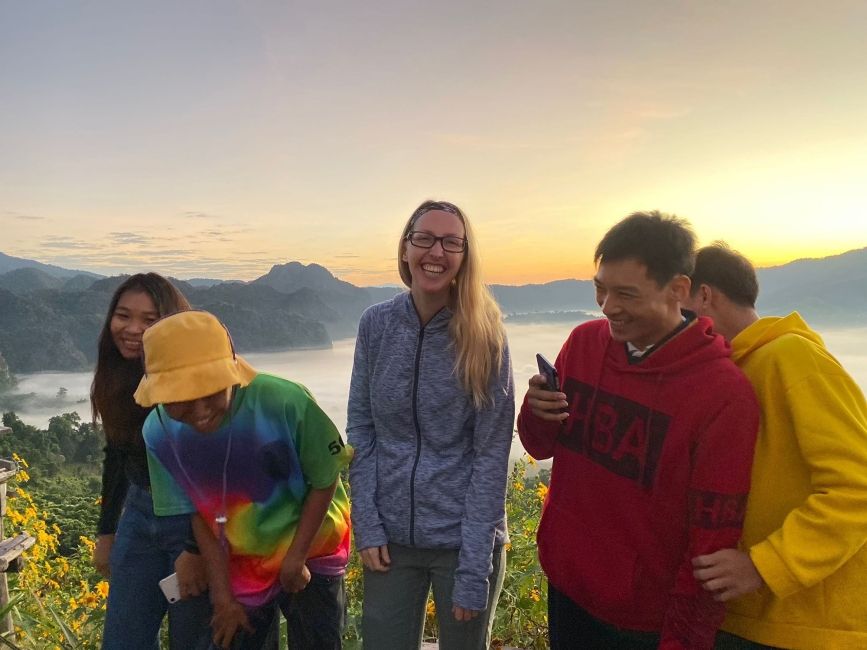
[0,288,92,372]
[756,247,867,325]
[0,267,103,294]
[185,278,228,288]
[253,262,385,336]
[61,273,100,291]
[504,310,597,324]
[185,282,339,347]
[254,262,354,293]
[0,278,333,373]
[0,267,65,293]
[0,251,103,280]
[491,279,597,315]
[0,247,864,373]
[490,247,867,325]
[365,286,405,303]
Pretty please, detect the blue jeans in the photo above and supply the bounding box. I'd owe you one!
[102,484,212,650]
[208,573,346,650]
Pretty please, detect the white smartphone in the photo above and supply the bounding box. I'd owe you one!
[159,572,181,603]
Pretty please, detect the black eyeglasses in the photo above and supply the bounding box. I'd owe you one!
[406,231,467,253]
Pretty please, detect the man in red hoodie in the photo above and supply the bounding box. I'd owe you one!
[518,212,759,649]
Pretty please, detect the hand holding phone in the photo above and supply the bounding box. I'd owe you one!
[159,572,181,603]
[530,353,568,421]
[536,354,560,392]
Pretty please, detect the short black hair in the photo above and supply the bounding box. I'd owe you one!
[594,211,696,286]
[690,243,758,308]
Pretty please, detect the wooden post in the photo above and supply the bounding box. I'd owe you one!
[0,435,36,638]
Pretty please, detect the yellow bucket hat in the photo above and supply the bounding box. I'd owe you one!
[134,310,257,407]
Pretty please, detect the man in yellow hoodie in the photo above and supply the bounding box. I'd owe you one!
[686,243,867,649]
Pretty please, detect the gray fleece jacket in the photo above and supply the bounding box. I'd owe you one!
[347,291,515,611]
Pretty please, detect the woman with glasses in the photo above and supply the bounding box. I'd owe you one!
[348,200,515,649]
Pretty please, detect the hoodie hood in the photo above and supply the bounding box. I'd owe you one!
[604,315,732,376]
[731,312,824,366]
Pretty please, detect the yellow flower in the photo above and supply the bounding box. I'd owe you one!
[426,599,436,616]
[96,580,110,598]
[536,483,549,501]
[530,587,541,602]
[81,592,100,608]
[512,480,524,492]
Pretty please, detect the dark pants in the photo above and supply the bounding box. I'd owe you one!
[715,631,782,649]
[210,573,346,650]
[548,582,659,650]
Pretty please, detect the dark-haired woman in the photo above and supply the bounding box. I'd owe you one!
[91,273,211,650]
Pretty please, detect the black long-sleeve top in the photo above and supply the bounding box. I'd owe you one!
[97,442,151,535]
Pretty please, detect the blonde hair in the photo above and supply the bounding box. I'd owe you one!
[398,200,506,409]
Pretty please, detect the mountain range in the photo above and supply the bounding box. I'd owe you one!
[0,251,102,280]
[0,248,865,375]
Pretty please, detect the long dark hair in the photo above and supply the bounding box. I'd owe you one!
[90,273,190,446]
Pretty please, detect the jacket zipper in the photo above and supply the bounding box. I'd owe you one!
[409,324,425,546]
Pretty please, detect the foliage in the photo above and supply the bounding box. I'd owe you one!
[4,454,108,648]
[492,456,549,649]
[29,474,101,557]
[0,412,103,480]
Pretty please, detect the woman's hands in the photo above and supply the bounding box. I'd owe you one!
[452,605,480,622]
[93,534,114,577]
[359,545,391,572]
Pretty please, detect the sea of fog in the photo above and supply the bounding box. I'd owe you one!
[7,322,867,460]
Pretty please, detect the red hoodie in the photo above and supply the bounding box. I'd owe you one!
[518,317,759,649]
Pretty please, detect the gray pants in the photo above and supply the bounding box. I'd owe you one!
[361,543,506,650]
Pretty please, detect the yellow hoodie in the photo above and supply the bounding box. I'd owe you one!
[722,313,867,649]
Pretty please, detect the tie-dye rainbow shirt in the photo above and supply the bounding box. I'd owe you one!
[143,373,352,607]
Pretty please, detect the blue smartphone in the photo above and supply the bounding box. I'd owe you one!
[536,353,560,392]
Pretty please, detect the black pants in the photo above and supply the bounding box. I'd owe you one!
[548,582,659,649]
[210,573,346,650]
[715,631,781,649]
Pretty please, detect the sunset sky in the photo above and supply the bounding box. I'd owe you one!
[2,1,866,286]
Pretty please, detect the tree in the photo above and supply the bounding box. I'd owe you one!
[0,350,14,392]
